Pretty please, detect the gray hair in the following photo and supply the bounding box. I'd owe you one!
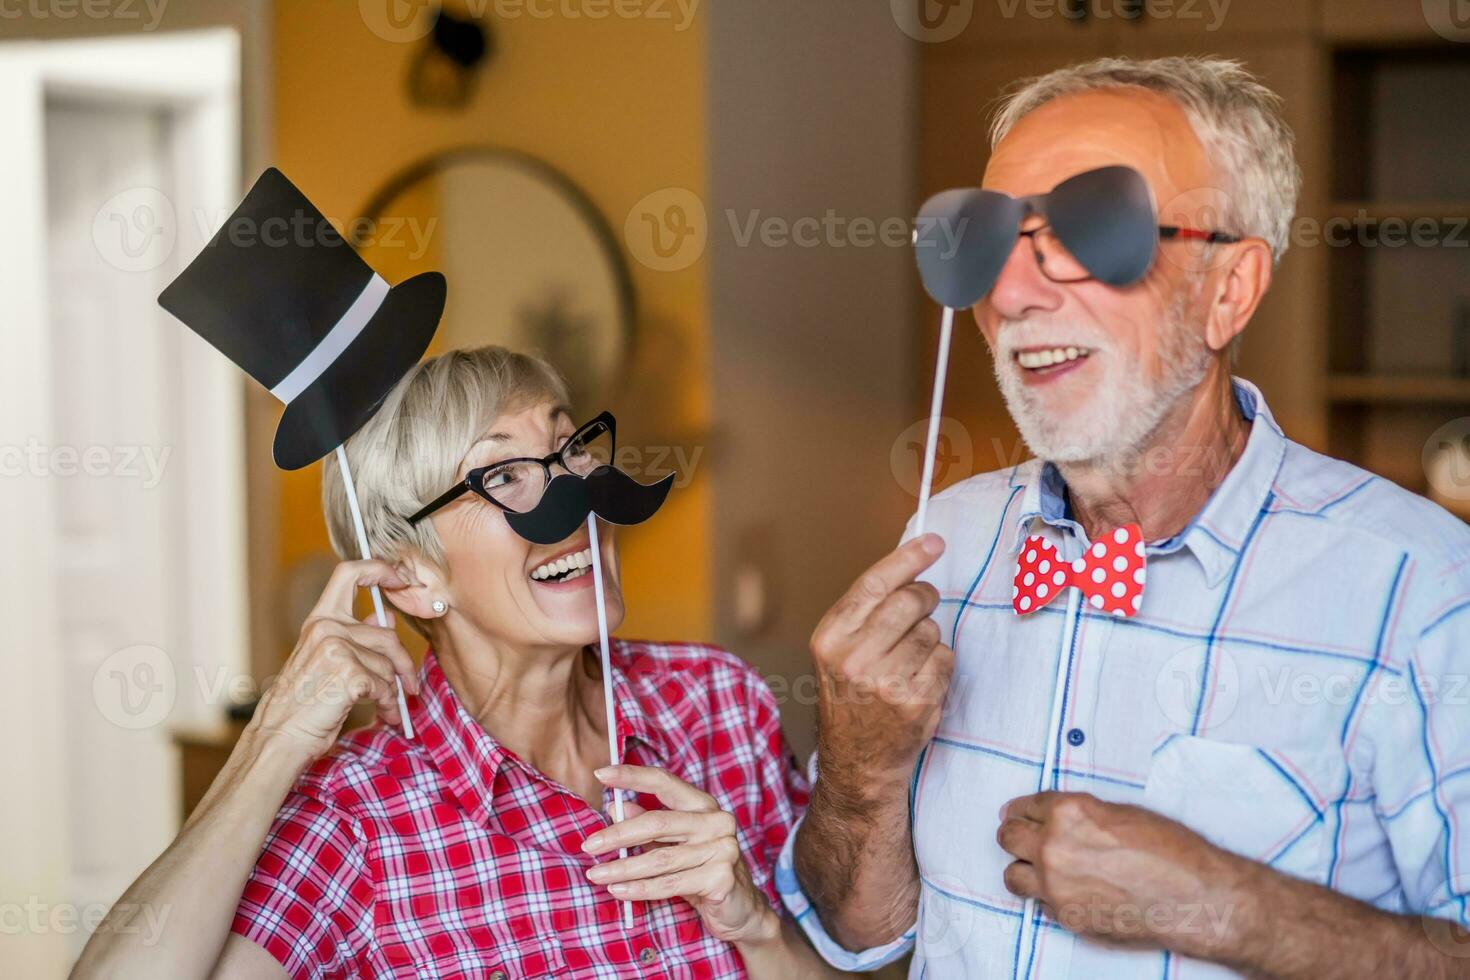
[322,345,569,579]
[989,56,1301,266]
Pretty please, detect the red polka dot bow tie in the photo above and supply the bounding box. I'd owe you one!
[1013,524,1147,618]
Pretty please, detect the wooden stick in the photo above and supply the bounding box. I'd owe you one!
[335,445,413,740]
[914,305,955,535]
[587,514,632,928]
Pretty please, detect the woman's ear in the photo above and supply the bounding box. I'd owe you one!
[385,551,449,620]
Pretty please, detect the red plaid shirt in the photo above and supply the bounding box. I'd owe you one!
[231,640,809,979]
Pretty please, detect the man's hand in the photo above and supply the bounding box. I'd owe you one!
[794,534,955,952]
[809,533,955,787]
[996,791,1250,960]
[997,791,1470,979]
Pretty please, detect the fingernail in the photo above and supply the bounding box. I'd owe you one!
[607,883,629,896]
[586,866,608,882]
[921,533,945,556]
[594,766,614,780]
[583,834,604,852]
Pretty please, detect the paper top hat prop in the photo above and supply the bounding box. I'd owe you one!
[158,167,446,470]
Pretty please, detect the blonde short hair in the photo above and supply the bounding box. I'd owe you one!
[322,345,569,576]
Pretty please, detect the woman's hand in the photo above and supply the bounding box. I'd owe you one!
[581,765,779,946]
[74,558,419,980]
[245,559,419,767]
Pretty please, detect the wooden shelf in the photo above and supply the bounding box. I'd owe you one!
[1328,375,1470,404]
[1326,201,1470,222]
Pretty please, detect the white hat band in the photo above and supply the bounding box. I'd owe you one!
[269,273,390,404]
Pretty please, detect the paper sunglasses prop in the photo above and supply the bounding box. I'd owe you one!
[912,164,1240,309]
[905,164,1241,535]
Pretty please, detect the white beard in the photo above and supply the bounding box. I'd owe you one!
[991,290,1212,465]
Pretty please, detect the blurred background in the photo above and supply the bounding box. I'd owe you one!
[2,1,1468,974]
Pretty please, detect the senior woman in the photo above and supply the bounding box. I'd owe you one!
[75,346,839,979]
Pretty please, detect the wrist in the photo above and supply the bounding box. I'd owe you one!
[811,748,915,805]
[1178,849,1276,967]
[731,906,783,950]
[223,723,313,794]
[239,720,316,772]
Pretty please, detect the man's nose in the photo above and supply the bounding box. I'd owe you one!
[984,236,1066,322]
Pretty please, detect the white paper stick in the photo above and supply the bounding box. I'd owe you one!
[335,445,413,740]
[1015,584,1080,966]
[914,305,956,536]
[587,513,633,928]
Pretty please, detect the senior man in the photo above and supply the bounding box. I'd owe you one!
[777,56,1470,978]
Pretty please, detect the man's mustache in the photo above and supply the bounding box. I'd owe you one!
[504,465,675,545]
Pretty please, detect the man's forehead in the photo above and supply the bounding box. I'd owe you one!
[981,88,1210,202]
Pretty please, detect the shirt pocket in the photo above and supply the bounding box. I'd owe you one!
[1142,735,1347,886]
[416,935,570,980]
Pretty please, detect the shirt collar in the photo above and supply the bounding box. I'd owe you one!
[604,639,669,761]
[409,644,670,825]
[1008,377,1286,587]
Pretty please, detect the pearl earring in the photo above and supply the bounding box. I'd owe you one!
[432,600,447,615]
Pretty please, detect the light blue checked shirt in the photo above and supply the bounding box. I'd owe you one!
[777,378,1470,978]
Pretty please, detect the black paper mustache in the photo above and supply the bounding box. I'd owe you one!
[504,465,675,545]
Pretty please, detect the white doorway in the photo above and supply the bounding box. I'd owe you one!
[0,30,246,975]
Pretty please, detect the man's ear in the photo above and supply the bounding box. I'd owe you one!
[1205,239,1273,353]
[385,551,449,620]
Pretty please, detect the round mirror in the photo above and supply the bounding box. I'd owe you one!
[355,147,634,411]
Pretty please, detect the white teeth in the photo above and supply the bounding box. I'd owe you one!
[531,548,594,581]
[1016,347,1089,370]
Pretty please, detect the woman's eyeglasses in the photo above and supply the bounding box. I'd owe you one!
[407,412,616,525]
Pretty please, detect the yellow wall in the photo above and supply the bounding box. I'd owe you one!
[270,0,709,649]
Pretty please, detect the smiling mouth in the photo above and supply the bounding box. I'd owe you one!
[529,546,593,584]
[1014,345,1092,374]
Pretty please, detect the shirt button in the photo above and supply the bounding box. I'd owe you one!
[1066,727,1086,747]
[488,972,507,980]
[638,946,659,965]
